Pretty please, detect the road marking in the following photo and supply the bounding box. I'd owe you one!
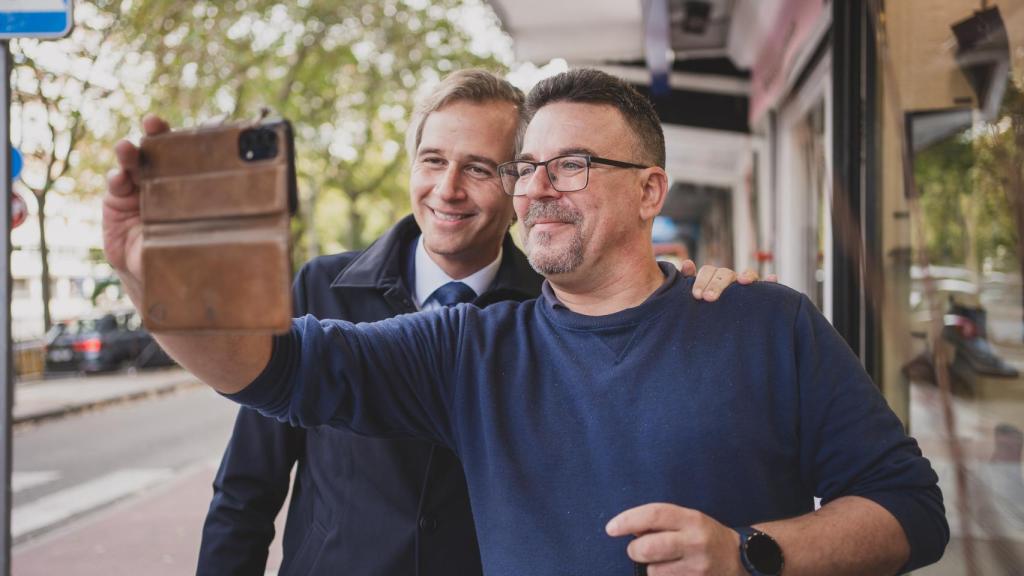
[12,468,173,539]
[12,471,60,493]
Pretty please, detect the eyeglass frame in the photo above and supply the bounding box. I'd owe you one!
[496,154,651,196]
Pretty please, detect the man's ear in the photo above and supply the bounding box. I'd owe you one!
[638,167,669,221]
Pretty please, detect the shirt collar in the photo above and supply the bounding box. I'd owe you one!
[413,235,503,308]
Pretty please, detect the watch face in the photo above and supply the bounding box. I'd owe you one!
[746,532,784,574]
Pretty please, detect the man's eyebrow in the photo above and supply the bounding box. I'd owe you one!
[463,154,499,168]
[417,147,443,158]
[516,147,598,162]
[417,148,499,168]
[558,147,597,157]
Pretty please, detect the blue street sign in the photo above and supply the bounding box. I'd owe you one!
[0,0,73,40]
[10,146,20,181]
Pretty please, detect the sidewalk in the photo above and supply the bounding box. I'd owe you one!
[12,461,287,576]
[910,380,1024,575]
[14,368,202,425]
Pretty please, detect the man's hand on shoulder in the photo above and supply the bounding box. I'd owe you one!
[606,503,745,576]
[679,260,778,302]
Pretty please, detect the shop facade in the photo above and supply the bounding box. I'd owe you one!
[489,1,1024,571]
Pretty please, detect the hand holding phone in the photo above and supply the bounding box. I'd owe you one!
[104,115,171,291]
[136,119,298,333]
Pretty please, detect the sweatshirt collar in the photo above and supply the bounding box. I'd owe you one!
[540,261,682,328]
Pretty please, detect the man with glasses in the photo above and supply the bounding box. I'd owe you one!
[104,68,947,575]
[500,154,649,195]
[124,70,745,576]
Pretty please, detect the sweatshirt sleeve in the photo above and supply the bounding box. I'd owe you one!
[224,310,464,449]
[793,294,949,571]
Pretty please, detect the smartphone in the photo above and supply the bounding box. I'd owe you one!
[137,119,298,333]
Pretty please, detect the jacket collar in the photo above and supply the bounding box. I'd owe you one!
[330,214,418,291]
[331,214,542,303]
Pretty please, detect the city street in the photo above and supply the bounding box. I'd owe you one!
[10,371,286,576]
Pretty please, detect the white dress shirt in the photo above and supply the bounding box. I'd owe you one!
[413,235,502,311]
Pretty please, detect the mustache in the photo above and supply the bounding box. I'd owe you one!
[522,201,583,227]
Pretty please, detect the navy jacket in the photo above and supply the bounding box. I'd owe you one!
[197,215,542,576]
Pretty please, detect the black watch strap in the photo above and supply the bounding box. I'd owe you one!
[736,526,784,576]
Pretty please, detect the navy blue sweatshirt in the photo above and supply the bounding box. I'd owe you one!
[231,263,948,574]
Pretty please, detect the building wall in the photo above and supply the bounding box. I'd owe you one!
[10,191,113,342]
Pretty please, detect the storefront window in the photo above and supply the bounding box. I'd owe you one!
[796,100,828,310]
[879,1,1024,572]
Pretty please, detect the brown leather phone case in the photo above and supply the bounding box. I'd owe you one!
[138,120,297,333]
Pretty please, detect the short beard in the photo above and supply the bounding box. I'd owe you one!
[520,201,585,276]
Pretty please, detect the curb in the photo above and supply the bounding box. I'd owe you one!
[13,378,203,426]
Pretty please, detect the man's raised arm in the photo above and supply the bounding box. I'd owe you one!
[103,115,271,394]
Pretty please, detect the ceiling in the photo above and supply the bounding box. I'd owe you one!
[487,0,781,188]
[487,0,786,75]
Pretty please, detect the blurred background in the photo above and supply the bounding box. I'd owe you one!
[7,1,1024,574]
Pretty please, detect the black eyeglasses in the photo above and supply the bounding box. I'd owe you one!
[496,154,649,196]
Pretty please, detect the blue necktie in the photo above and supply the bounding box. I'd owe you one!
[430,281,476,307]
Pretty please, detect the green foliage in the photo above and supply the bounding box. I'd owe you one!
[10,0,507,332]
[10,2,132,329]
[113,0,508,254]
[914,135,973,265]
[913,81,1024,273]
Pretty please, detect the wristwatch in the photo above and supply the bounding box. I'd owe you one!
[736,526,784,575]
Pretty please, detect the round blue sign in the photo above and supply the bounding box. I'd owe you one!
[10,146,22,181]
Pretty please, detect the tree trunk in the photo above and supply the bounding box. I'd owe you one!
[960,194,979,279]
[1011,109,1024,342]
[1013,161,1024,341]
[34,192,52,332]
[347,191,363,250]
[306,181,320,259]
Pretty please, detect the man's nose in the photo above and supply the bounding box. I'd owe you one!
[435,165,466,201]
[523,164,560,201]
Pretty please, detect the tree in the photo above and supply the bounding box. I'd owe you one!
[12,0,508,332]
[914,81,1024,276]
[975,81,1024,273]
[114,0,507,257]
[12,0,127,331]
[914,135,974,266]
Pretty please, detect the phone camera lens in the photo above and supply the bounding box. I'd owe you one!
[238,127,279,162]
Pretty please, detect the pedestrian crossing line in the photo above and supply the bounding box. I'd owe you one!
[11,471,60,493]
[12,468,174,539]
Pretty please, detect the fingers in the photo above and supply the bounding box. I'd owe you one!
[606,503,694,537]
[142,114,171,136]
[110,116,171,196]
[611,505,738,576]
[738,268,760,284]
[691,265,715,299]
[678,259,697,277]
[117,115,171,169]
[106,167,134,198]
[766,273,778,283]
[702,268,736,301]
[110,139,142,198]
[692,266,737,302]
[627,531,687,565]
[114,138,140,170]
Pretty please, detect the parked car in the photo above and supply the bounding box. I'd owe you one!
[44,310,175,374]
